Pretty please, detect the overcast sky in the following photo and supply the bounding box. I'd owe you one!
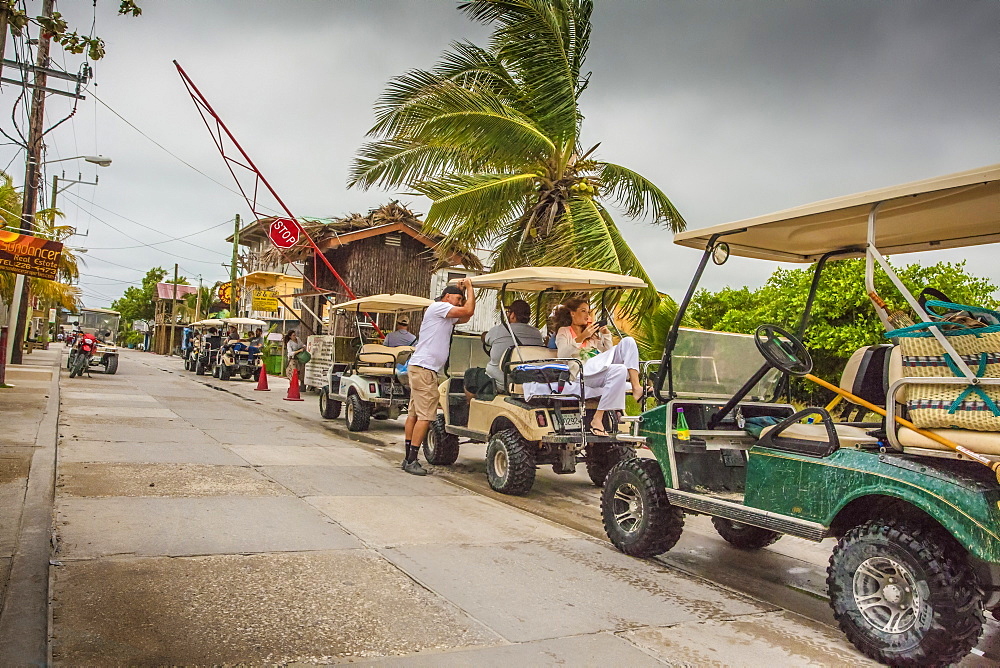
[1,0,997,309]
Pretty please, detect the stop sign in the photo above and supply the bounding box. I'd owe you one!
[268,217,301,249]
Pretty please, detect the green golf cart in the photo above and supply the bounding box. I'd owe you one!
[603,164,1000,666]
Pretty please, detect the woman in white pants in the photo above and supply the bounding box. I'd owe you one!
[553,298,641,436]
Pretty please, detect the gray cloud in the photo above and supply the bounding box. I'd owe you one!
[0,0,995,307]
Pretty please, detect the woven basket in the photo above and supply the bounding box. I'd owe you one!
[887,303,1000,431]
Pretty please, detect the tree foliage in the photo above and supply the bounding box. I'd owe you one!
[110,267,187,325]
[5,1,142,62]
[350,0,685,318]
[690,259,999,402]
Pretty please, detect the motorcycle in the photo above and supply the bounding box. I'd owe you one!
[69,333,98,378]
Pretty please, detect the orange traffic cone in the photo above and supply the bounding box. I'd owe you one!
[284,367,304,401]
[254,367,270,391]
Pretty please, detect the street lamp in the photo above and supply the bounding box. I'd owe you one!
[47,155,112,210]
[43,155,112,167]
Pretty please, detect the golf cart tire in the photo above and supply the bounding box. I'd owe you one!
[219,364,232,381]
[424,414,460,465]
[711,517,782,550]
[602,458,684,558]
[827,518,983,667]
[586,443,636,487]
[253,368,262,383]
[345,393,371,432]
[105,356,118,375]
[320,390,342,419]
[485,429,535,496]
[196,359,206,376]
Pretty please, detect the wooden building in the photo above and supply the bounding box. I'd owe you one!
[151,282,197,355]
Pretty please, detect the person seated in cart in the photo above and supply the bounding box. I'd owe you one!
[383,317,417,347]
[464,299,545,399]
[247,327,264,361]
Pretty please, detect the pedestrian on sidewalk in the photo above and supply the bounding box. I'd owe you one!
[402,278,476,475]
[283,330,306,391]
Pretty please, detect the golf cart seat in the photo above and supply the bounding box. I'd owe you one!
[356,343,413,376]
[502,345,558,395]
[886,346,1000,456]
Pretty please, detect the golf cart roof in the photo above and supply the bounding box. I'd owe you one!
[222,317,268,327]
[191,319,225,327]
[674,164,1000,262]
[458,266,648,292]
[329,293,433,314]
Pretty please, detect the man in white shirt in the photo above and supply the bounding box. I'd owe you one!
[383,317,417,347]
[402,278,476,475]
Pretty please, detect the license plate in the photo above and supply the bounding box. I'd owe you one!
[561,412,582,431]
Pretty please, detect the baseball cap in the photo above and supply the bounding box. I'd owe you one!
[438,285,465,300]
[397,316,410,325]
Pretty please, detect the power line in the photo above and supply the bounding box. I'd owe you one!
[80,217,235,250]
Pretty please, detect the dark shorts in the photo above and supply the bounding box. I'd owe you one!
[463,367,497,400]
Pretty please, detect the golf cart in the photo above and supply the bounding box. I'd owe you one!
[430,267,647,495]
[192,319,226,376]
[213,317,267,381]
[319,294,431,431]
[68,308,121,374]
[601,164,1000,666]
[184,319,224,372]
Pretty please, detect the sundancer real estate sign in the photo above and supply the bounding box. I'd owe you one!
[0,229,63,280]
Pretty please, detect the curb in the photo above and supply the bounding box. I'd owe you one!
[0,352,60,665]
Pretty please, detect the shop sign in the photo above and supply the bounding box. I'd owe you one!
[252,289,279,312]
[0,229,63,280]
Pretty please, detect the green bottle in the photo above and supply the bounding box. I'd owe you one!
[675,407,690,441]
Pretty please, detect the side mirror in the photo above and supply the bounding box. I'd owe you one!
[711,242,731,265]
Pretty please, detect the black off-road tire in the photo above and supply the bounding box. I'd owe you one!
[485,429,535,495]
[424,414,460,465]
[319,390,342,419]
[586,443,636,487]
[712,517,782,550]
[240,370,253,380]
[827,518,983,667]
[253,367,262,383]
[345,393,371,432]
[219,364,232,381]
[70,355,87,378]
[196,358,206,376]
[104,355,119,375]
[601,458,684,558]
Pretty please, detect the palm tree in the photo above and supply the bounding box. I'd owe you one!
[349,0,685,316]
[0,171,82,314]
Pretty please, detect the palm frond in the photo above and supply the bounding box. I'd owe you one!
[435,40,520,101]
[349,139,479,190]
[598,162,686,232]
[417,172,536,235]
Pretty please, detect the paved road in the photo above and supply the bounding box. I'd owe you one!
[45,349,997,664]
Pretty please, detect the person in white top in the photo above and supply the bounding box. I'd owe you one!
[553,297,641,436]
[402,278,476,475]
[383,317,417,347]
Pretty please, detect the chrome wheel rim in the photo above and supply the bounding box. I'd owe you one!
[612,482,643,533]
[320,392,327,412]
[853,556,921,634]
[493,447,508,478]
[346,401,354,423]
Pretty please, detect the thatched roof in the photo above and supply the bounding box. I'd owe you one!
[257,202,479,269]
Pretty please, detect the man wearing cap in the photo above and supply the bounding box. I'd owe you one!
[402,278,476,475]
[383,317,417,347]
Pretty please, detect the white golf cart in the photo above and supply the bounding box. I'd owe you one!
[185,319,225,372]
[213,317,267,381]
[430,267,648,495]
[319,293,431,432]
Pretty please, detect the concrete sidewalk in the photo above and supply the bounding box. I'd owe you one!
[0,346,62,664]
[46,350,873,665]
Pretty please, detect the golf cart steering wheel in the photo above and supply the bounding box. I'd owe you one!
[754,324,813,376]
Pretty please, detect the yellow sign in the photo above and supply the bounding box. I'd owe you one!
[217,283,242,305]
[252,289,279,312]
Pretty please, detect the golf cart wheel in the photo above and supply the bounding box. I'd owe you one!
[345,393,371,432]
[827,518,983,666]
[485,429,535,496]
[195,359,206,376]
[221,364,233,381]
[105,356,118,375]
[424,414,460,466]
[240,370,253,380]
[319,390,342,419]
[586,443,636,487]
[253,368,262,383]
[711,517,782,550]
[212,364,220,378]
[601,458,683,558]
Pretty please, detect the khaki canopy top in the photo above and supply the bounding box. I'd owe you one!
[454,266,648,292]
[674,164,1000,262]
[329,293,433,314]
[222,317,268,327]
[191,319,225,328]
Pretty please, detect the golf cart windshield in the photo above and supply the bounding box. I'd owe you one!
[672,328,779,400]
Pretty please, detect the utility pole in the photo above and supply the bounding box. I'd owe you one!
[230,214,240,318]
[195,275,203,322]
[9,0,53,364]
[169,263,178,355]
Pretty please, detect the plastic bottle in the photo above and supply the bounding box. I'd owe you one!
[675,407,691,441]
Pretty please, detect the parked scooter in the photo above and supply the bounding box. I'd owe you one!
[69,332,98,378]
